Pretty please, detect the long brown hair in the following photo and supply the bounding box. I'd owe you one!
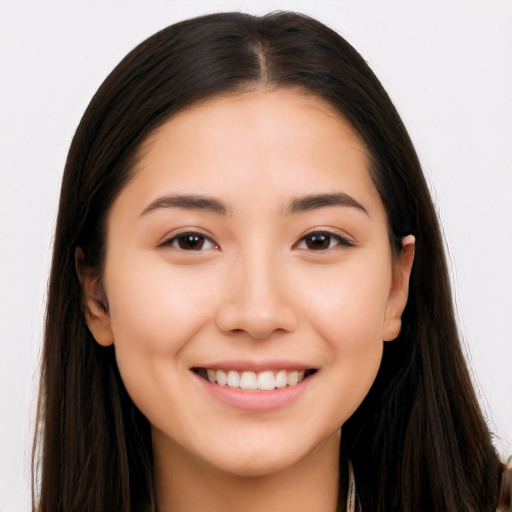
[33,11,505,511]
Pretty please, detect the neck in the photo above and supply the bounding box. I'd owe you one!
[153,429,341,512]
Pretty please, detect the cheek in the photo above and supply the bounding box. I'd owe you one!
[102,255,226,431]
[300,257,392,348]
[103,253,220,385]
[106,252,217,341]
[294,257,390,419]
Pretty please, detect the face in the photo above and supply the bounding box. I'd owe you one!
[82,88,414,478]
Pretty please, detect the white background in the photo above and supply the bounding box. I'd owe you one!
[1,1,511,510]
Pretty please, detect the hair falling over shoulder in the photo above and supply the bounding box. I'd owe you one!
[498,459,512,512]
[33,11,510,512]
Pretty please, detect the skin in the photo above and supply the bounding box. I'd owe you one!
[81,88,414,511]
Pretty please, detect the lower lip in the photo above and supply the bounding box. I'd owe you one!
[192,372,314,412]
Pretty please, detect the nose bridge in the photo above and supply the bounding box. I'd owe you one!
[216,242,298,339]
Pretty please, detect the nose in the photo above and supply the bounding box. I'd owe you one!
[215,251,299,340]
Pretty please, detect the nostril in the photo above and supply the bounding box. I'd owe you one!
[216,310,299,339]
[215,285,299,338]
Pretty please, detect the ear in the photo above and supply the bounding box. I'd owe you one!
[75,247,114,347]
[382,235,415,342]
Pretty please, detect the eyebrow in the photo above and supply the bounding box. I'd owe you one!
[139,194,229,217]
[287,192,369,217]
[139,192,369,218]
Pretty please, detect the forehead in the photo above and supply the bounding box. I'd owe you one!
[116,88,383,220]
[141,87,366,161]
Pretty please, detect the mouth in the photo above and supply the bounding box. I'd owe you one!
[192,368,318,391]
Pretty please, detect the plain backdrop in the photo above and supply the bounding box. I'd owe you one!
[1,1,511,510]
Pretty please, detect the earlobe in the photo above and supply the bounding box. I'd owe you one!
[75,247,114,347]
[382,235,415,342]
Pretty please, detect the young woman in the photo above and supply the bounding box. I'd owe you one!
[33,11,511,512]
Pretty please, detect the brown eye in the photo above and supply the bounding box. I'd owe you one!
[305,233,331,250]
[177,234,205,250]
[164,232,217,251]
[296,231,355,251]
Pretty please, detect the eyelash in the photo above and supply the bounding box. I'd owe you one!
[161,230,354,252]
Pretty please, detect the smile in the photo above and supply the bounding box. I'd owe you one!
[193,368,317,391]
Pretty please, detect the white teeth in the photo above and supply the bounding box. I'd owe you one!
[275,370,288,388]
[257,371,275,390]
[287,371,298,386]
[201,368,311,390]
[240,371,258,390]
[216,370,227,386]
[227,370,240,387]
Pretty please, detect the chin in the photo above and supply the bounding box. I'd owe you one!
[198,428,340,479]
[207,448,308,478]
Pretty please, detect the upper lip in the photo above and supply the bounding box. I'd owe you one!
[191,360,317,372]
